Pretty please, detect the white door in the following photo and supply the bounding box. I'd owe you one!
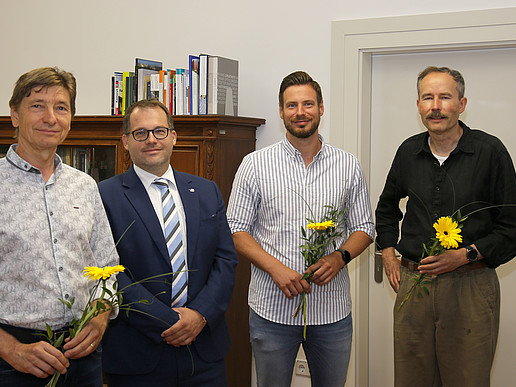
[369,48,516,386]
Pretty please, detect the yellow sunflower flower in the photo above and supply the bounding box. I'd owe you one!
[83,265,125,281]
[103,265,125,278]
[433,216,463,249]
[306,220,335,231]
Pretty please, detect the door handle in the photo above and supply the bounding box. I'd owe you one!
[374,249,401,283]
[374,251,383,283]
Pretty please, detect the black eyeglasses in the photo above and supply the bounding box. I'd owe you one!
[129,127,170,141]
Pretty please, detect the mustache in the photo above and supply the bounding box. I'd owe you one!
[426,112,448,119]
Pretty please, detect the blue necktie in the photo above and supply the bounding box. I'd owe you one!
[153,178,188,307]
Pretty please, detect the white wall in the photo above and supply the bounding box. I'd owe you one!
[1,0,514,151]
[2,2,515,386]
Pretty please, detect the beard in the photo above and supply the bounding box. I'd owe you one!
[284,116,320,139]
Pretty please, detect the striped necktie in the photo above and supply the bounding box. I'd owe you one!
[153,178,188,307]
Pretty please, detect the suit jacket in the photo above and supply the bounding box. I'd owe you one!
[98,165,238,375]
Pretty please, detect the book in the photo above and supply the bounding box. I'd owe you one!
[207,55,238,115]
[149,73,160,100]
[122,71,134,114]
[175,69,186,115]
[168,69,176,114]
[199,54,209,114]
[112,72,123,115]
[189,55,200,115]
[159,70,166,104]
[111,76,117,115]
[135,58,163,101]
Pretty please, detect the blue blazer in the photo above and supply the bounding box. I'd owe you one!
[98,165,238,374]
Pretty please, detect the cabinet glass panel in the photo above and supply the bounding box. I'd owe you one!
[57,146,116,182]
[0,145,8,158]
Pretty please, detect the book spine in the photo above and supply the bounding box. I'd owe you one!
[208,56,218,114]
[199,54,208,114]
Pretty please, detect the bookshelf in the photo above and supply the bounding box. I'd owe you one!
[0,114,265,387]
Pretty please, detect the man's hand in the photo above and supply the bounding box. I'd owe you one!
[0,331,69,379]
[161,307,206,347]
[418,248,469,275]
[268,260,311,299]
[382,247,401,292]
[63,309,110,360]
[306,251,344,286]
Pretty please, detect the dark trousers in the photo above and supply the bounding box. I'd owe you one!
[0,323,103,387]
[104,343,227,387]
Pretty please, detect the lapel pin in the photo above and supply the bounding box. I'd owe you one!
[189,188,195,193]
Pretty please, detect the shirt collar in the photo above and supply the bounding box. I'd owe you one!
[415,120,474,156]
[133,164,177,190]
[281,134,327,160]
[6,144,62,176]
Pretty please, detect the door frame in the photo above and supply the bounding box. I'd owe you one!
[330,7,516,386]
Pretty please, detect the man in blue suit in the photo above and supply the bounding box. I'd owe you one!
[98,99,238,386]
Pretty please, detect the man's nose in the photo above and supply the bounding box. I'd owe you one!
[42,107,57,125]
[431,99,442,110]
[145,131,159,143]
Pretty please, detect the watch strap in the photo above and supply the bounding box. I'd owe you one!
[336,249,351,265]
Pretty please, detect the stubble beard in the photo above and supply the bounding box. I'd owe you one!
[284,117,320,139]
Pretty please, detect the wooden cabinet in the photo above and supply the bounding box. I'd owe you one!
[0,114,265,387]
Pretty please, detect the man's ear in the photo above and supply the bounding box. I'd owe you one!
[122,134,129,150]
[10,106,19,128]
[459,97,467,114]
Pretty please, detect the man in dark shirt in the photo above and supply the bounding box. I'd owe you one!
[375,66,516,387]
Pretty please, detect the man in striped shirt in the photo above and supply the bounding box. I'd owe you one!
[227,71,374,387]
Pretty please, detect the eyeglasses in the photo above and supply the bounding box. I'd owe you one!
[129,127,170,141]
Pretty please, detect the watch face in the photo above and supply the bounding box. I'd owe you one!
[466,246,478,261]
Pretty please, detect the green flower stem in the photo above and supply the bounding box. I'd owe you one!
[398,239,441,311]
[46,372,60,387]
[397,273,425,311]
[302,292,307,340]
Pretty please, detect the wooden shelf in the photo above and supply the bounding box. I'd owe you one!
[0,114,265,387]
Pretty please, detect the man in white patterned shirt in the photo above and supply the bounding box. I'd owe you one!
[0,67,118,386]
[227,71,374,387]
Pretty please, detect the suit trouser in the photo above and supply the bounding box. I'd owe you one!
[394,264,500,387]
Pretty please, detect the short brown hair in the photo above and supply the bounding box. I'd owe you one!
[9,67,77,116]
[123,99,174,134]
[417,66,465,100]
[279,71,323,107]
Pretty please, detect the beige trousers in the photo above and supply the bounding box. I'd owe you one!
[393,264,500,387]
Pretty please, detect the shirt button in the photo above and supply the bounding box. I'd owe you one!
[53,238,58,243]
[58,267,63,272]
[65,294,70,299]
[49,211,54,216]
[435,186,440,191]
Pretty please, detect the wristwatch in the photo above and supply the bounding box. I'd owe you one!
[336,249,351,265]
[465,245,479,262]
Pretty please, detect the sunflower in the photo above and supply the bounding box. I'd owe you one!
[433,216,463,249]
[306,220,335,231]
[83,265,125,281]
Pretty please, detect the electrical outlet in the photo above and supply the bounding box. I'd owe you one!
[295,359,310,377]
